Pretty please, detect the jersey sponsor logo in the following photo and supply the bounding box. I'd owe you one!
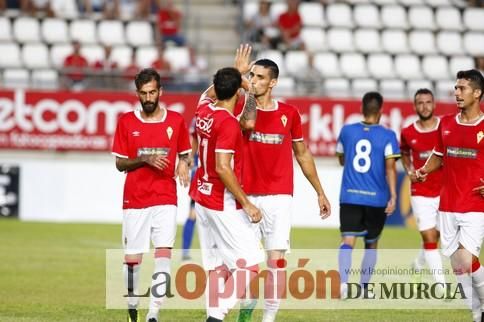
[137,147,170,157]
[411,139,417,145]
[443,130,451,136]
[446,146,477,159]
[197,180,213,195]
[166,126,173,140]
[196,117,214,134]
[249,131,284,144]
[418,151,432,160]
[346,188,377,196]
[478,131,483,144]
[132,131,140,137]
[281,115,287,127]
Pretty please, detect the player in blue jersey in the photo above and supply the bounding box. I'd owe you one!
[335,92,400,299]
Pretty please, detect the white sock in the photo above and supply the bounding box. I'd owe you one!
[149,256,171,313]
[471,265,484,311]
[456,273,481,316]
[424,249,446,284]
[124,263,141,308]
[413,249,426,271]
[263,267,283,322]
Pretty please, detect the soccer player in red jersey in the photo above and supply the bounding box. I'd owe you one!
[235,58,331,322]
[401,89,447,292]
[416,70,484,321]
[189,65,265,322]
[112,68,192,322]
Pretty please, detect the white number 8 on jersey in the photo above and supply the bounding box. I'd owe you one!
[353,139,371,173]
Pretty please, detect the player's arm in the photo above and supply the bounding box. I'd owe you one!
[337,153,344,166]
[176,152,191,187]
[293,141,331,219]
[215,152,262,223]
[200,85,216,102]
[400,152,419,183]
[115,155,169,172]
[385,157,398,215]
[234,44,257,130]
[416,153,443,181]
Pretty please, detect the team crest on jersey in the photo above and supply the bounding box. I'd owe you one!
[166,126,173,140]
[281,115,287,127]
[478,131,484,144]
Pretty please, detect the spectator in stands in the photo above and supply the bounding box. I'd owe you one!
[278,0,305,51]
[62,40,89,91]
[79,0,117,19]
[244,0,280,50]
[476,56,484,76]
[93,45,119,89]
[294,52,322,96]
[151,44,173,86]
[50,0,78,18]
[118,0,151,20]
[25,0,54,17]
[156,0,186,46]
[0,0,28,12]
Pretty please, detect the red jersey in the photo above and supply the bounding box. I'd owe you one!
[236,100,303,195]
[63,54,89,81]
[278,11,302,39]
[112,108,191,209]
[400,119,443,197]
[189,98,244,211]
[157,8,181,36]
[433,113,484,213]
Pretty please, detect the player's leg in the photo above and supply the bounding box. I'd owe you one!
[181,199,196,260]
[338,204,366,299]
[123,208,152,322]
[359,206,387,298]
[440,211,481,321]
[146,205,177,322]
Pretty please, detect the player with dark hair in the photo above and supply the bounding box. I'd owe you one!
[400,88,447,291]
[416,69,484,321]
[112,68,192,322]
[336,92,400,299]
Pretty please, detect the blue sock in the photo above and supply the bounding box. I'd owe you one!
[360,247,377,287]
[338,244,353,284]
[182,217,196,256]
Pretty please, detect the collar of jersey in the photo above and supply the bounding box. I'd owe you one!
[256,99,279,111]
[455,113,484,126]
[134,106,167,123]
[208,103,235,117]
[413,117,440,133]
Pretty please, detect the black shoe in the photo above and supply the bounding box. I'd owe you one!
[148,319,157,322]
[127,308,138,322]
[480,312,484,322]
[206,316,223,322]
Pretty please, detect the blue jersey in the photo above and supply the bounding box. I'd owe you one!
[336,122,401,207]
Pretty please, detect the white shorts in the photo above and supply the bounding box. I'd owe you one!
[122,205,177,255]
[249,194,292,251]
[411,196,440,232]
[439,211,484,257]
[194,202,265,270]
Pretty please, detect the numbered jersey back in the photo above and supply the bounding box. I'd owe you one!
[336,122,401,207]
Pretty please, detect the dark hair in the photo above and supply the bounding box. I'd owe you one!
[135,68,161,90]
[456,69,484,101]
[414,88,434,103]
[362,92,383,117]
[213,67,242,101]
[254,59,279,79]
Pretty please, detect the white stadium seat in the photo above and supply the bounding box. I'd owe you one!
[352,79,378,98]
[31,70,59,89]
[382,30,409,54]
[272,76,295,97]
[3,68,30,89]
[0,43,22,68]
[111,46,133,69]
[301,28,325,52]
[51,0,79,18]
[353,4,380,28]
[425,0,454,7]
[449,56,475,76]
[50,43,73,68]
[164,46,191,72]
[41,18,69,44]
[70,19,97,44]
[243,1,258,21]
[435,80,456,101]
[256,50,286,76]
[436,31,464,56]
[435,7,462,31]
[422,55,450,80]
[463,33,484,56]
[80,45,105,65]
[326,3,353,28]
[399,0,423,5]
[97,20,125,46]
[380,79,405,100]
[125,21,154,47]
[340,53,368,79]
[395,54,423,80]
[408,6,436,30]
[381,5,408,29]
[300,2,325,28]
[22,43,50,69]
[136,46,158,68]
[13,17,41,43]
[270,2,287,21]
[324,78,351,98]
[367,54,395,79]
[0,16,12,41]
[463,8,484,31]
[314,53,341,78]
[285,51,308,76]
[327,28,354,52]
[354,29,381,54]
[409,31,437,55]
[407,80,433,98]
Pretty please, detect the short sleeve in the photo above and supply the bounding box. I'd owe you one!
[112,115,129,158]
[384,130,401,159]
[433,120,444,156]
[177,117,192,154]
[233,95,247,119]
[215,118,239,154]
[335,127,345,155]
[400,128,410,155]
[291,108,303,141]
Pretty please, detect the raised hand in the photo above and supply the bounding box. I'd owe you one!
[234,44,253,75]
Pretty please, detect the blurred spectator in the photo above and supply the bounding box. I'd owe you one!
[467,0,484,7]
[79,0,117,19]
[178,47,209,91]
[293,52,322,95]
[476,56,484,76]
[50,0,78,18]
[93,45,119,89]
[0,0,28,11]
[62,41,89,91]
[244,0,280,50]
[278,0,305,51]
[25,0,54,17]
[156,0,186,46]
[118,0,151,20]
[151,44,173,85]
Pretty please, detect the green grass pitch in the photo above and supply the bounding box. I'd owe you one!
[0,220,471,321]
